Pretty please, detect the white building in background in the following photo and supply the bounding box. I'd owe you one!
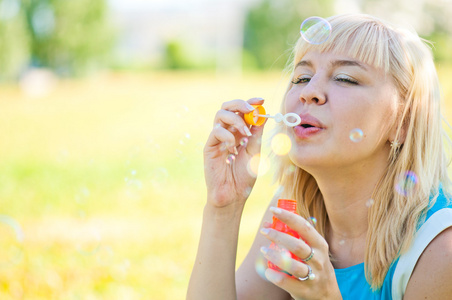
[108,0,260,73]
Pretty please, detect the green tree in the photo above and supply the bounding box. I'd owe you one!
[0,0,31,80]
[0,0,115,80]
[243,0,334,70]
[22,0,115,76]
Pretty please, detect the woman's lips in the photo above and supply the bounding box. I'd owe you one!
[294,126,323,139]
[293,114,325,139]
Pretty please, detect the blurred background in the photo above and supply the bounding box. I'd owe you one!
[0,0,451,299]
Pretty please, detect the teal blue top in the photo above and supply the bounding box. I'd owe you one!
[334,190,452,300]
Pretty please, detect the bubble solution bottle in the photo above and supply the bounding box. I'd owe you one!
[267,199,302,276]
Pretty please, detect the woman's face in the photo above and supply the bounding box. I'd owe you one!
[285,51,400,172]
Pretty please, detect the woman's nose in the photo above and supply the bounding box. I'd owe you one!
[299,78,327,105]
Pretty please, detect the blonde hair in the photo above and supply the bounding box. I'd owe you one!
[274,14,452,289]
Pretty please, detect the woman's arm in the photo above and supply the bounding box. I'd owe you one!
[187,98,268,300]
[187,202,245,300]
[236,195,292,300]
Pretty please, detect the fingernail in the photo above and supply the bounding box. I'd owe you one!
[260,228,270,235]
[245,103,255,111]
[244,126,252,137]
[270,207,282,214]
[260,246,268,255]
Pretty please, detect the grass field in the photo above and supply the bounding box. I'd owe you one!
[0,66,451,299]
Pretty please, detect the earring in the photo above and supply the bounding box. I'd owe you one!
[390,140,401,150]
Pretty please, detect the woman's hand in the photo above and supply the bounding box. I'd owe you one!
[204,97,266,209]
[259,207,343,300]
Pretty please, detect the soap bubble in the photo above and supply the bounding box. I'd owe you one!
[76,229,101,256]
[300,16,332,45]
[255,254,268,280]
[339,240,346,246]
[366,199,375,207]
[0,215,24,267]
[349,128,364,143]
[240,137,249,147]
[308,217,317,227]
[226,154,236,164]
[395,171,418,196]
[271,133,292,156]
[96,245,115,265]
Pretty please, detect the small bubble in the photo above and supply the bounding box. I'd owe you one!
[76,230,101,256]
[219,143,228,152]
[184,133,191,139]
[271,133,292,156]
[285,165,297,175]
[244,187,253,197]
[0,215,24,267]
[226,154,236,164]
[349,128,364,143]
[130,170,137,176]
[309,217,317,227]
[255,254,268,280]
[339,240,345,246]
[300,16,332,45]
[366,199,375,207]
[96,245,115,265]
[240,137,249,147]
[395,171,418,196]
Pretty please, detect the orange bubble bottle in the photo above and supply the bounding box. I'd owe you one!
[268,199,302,276]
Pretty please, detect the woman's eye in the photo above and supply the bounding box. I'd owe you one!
[291,76,311,84]
[335,75,358,85]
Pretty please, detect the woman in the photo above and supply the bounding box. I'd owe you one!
[187,14,452,299]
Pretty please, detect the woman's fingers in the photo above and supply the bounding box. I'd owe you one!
[205,126,238,155]
[220,97,264,113]
[260,228,313,264]
[260,245,310,279]
[214,109,251,137]
[268,207,327,250]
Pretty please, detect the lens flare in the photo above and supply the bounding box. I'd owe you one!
[271,133,292,156]
[247,154,270,177]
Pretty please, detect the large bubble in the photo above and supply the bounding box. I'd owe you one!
[300,17,332,45]
[394,171,418,196]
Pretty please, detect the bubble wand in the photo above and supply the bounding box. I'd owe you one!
[244,105,301,127]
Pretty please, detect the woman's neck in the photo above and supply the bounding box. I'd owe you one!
[310,157,389,267]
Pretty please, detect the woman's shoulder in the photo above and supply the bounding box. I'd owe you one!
[403,226,452,299]
[391,188,452,299]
